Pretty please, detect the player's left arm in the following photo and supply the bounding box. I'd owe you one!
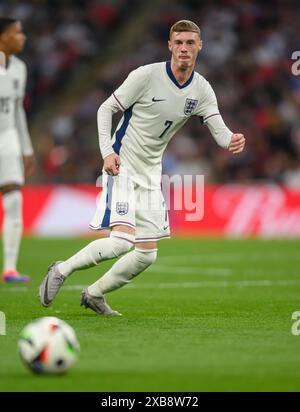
[15,63,35,176]
[205,114,245,154]
[197,80,245,154]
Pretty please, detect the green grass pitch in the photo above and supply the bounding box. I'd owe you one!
[0,237,300,392]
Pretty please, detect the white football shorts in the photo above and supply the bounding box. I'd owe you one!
[0,128,24,186]
[90,170,170,242]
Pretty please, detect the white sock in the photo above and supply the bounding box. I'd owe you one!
[57,231,134,277]
[2,191,23,272]
[88,248,157,297]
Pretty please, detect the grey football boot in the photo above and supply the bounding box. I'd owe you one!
[80,288,121,316]
[39,262,65,307]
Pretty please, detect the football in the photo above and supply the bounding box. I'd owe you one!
[18,316,80,374]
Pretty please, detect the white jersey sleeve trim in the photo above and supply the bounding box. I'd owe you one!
[203,113,220,122]
[112,93,125,112]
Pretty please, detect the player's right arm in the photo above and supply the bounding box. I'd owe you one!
[103,152,121,176]
[97,94,121,175]
[97,66,150,175]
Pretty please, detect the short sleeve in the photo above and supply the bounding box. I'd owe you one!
[113,65,150,111]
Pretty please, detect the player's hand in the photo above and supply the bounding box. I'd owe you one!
[228,133,245,154]
[103,153,120,176]
[23,155,36,177]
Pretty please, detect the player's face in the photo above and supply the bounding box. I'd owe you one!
[168,31,202,70]
[2,21,26,54]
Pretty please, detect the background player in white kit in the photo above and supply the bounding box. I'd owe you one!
[0,18,35,283]
[40,20,245,314]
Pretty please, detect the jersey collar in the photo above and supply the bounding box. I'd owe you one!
[166,61,194,89]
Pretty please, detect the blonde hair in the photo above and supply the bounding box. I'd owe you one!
[169,20,201,39]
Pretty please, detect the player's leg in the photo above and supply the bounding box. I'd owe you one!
[81,238,157,316]
[86,238,157,298]
[57,226,135,277]
[0,148,29,283]
[46,172,135,278]
[39,225,135,307]
[82,188,167,314]
[0,184,27,282]
[39,170,136,306]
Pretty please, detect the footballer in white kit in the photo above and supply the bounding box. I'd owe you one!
[0,18,34,282]
[90,60,233,242]
[39,20,245,315]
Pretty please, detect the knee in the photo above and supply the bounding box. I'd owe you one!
[135,248,157,268]
[110,231,135,257]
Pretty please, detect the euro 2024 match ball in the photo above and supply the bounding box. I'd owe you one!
[18,316,80,374]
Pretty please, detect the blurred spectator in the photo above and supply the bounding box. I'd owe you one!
[1,0,300,185]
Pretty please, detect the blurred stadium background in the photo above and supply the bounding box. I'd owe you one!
[1,0,300,393]
[0,0,300,236]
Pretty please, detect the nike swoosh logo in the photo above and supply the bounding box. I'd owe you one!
[163,225,169,230]
[152,97,166,102]
[43,276,51,306]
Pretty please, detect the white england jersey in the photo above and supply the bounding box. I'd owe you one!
[106,61,232,189]
[0,55,33,156]
[0,56,25,131]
